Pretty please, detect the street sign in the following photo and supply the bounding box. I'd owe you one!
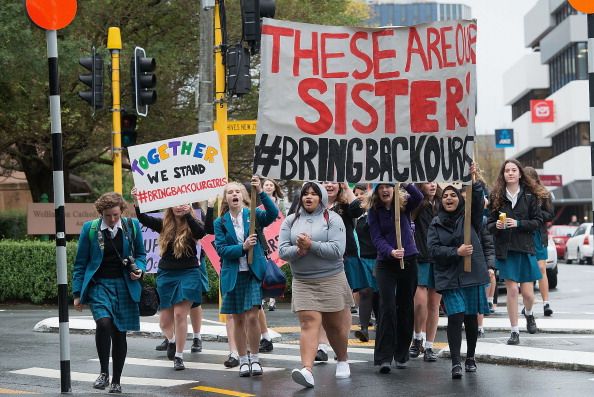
[531,100,554,123]
[25,0,77,30]
[495,129,514,148]
[227,120,257,135]
[539,174,563,187]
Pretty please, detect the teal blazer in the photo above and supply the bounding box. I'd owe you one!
[214,192,278,295]
[72,218,147,304]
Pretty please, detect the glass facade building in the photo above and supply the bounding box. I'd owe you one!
[366,1,472,27]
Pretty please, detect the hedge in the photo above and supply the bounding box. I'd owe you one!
[0,240,293,304]
[0,210,28,239]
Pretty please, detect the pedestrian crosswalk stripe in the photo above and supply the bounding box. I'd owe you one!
[95,357,286,372]
[0,388,38,394]
[192,386,255,397]
[272,325,375,333]
[10,368,195,387]
[192,349,366,363]
[274,342,375,355]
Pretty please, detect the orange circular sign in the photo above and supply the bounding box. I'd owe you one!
[568,0,594,14]
[26,0,77,30]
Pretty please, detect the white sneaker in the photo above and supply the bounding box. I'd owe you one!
[335,361,350,379]
[291,368,314,388]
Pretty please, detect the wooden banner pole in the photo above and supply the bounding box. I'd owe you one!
[394,183,404,269]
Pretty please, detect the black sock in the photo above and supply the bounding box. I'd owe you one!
[111,324,127,384]
[464,314,478,359]
[447,313,464,365]
[95,318,112,375]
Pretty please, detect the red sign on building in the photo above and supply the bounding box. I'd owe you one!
[531,100,554,123]
[539,174,562,187]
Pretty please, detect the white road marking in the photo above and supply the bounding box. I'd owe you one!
[273,342,375,355]
[193,349,367,363]
[94,357,286,372]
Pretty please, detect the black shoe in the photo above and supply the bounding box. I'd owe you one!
[166,342,176,360]
[93,373,109,390]
[451,364,463,379]
[155,338,169,351]
[525,313,538,334]
[268,305,276,312]
[465,357,477,372]
[350,306,358,314]
[259,338,274,353]
[315,349,328,362]
[174,357,185,371]
[423,348,437,362]
[379,362,391,374]
[191,338,202,353]
[544,304,553,317]
[507,332,520,345]
[224,354,239,368]
[108,383,121,394]
[409,338,423,358]
[354,328,369,342]
[250,361,263,376]
[488,302,495,314]
[239,363,251,377]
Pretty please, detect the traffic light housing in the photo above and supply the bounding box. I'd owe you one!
[131,46,156,117]
[226,44,251,96]
[121,112,138,148]
[78,47,104,112]
[240,0,275,54]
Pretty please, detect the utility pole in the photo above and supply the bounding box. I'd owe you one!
[213,0,229,174]
[107,27,123,194]
[198,1,214,133]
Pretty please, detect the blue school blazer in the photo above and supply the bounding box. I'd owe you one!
[72,218,147,304]
[214,192,278,295]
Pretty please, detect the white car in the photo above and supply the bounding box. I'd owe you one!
[564,223,594,265]
[546,236,558,289]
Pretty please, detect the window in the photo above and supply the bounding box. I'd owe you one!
[551,123,589,156]
[510,89,549,121]
[516,147,552,169]
[575,226,586,236]
[554,2,578,26]
[549,42,588,93]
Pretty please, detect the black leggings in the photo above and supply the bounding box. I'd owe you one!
[96,317,127,383]
[358,288,379,329]
[446,313,478,365]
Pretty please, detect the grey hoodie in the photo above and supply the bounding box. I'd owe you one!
[279,183,346,279]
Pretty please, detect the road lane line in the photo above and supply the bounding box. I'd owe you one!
[192,386,254,396]
[95,357,286,372]
[10,368,195,387]
[0,388,38,394]
[194,349,366,363]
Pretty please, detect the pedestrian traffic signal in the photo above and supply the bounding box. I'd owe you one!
[78,47,104,113]
[226,44,251,96]
[131,46,156,117]
[240,0,275,54]
[121,112,138,148]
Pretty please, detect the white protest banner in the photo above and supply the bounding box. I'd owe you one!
[129,131,227,212]
[253,19,477,183]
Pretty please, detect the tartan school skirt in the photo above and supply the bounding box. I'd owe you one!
[344,255,372,291]
[417,262,436,289]
[496,251,542,283]
[220,271,262,314]
[533,232,548,261]
[441,285,490,316]
[359,257,378,291]
[192,257,211,309]
[87,277,140,332]
[157,267,202,310]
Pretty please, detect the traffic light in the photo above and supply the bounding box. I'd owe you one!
[226,44,251,96]
[121,112,138,148]
[240,0,275,54]
[131,46,156,117]
[78,47,104,112]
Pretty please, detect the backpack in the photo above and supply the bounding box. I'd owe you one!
[89,217,138,251]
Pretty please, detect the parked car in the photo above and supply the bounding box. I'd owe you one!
[546,236,558,289]
[564,223,594,265]
[549,225,578,259]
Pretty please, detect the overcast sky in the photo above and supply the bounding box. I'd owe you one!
[439,0,540,135]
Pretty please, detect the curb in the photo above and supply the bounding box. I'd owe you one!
[436,317,594,334]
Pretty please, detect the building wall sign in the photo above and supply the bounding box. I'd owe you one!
[539,174,563,187]
[495,129,514,148]
[530,99,554,123]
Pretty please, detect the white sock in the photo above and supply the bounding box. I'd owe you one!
[230,351,239,359]
[544,301,550,306]
[524,308,533,316]
[169,336,176,344]
[488,297,494,303]
[239,355,249,365]
[413,332,423,340]
[478,326,484,332]
[318,343,328,353]
[511,326,519,333]
[420,332,426,341]
[175,352,183,359]
[424,341,433,349]
[193,333,201,340]
[250,353,259,362]
[261,332,271,341]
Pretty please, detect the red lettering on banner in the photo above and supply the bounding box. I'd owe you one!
[426,27,443,69]
[261,25,295,73]
[296,78,332,134]
[446,77,467,130]
[468,23,477,64]
[410,80,440,133]
[439,26,456,68]
[372,30,400,79]
[405,27,429,72]
[375,79,409,134]
[335,83,348,134]
[293,30,319,77]
[351,31,373,79]
[321,33,349,78]
[352,83,378,133]
[455,24,466,65]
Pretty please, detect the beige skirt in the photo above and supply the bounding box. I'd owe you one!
[291,271,355,313]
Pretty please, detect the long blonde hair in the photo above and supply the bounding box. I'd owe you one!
[159,207,200,258]
[220,182,250,216]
